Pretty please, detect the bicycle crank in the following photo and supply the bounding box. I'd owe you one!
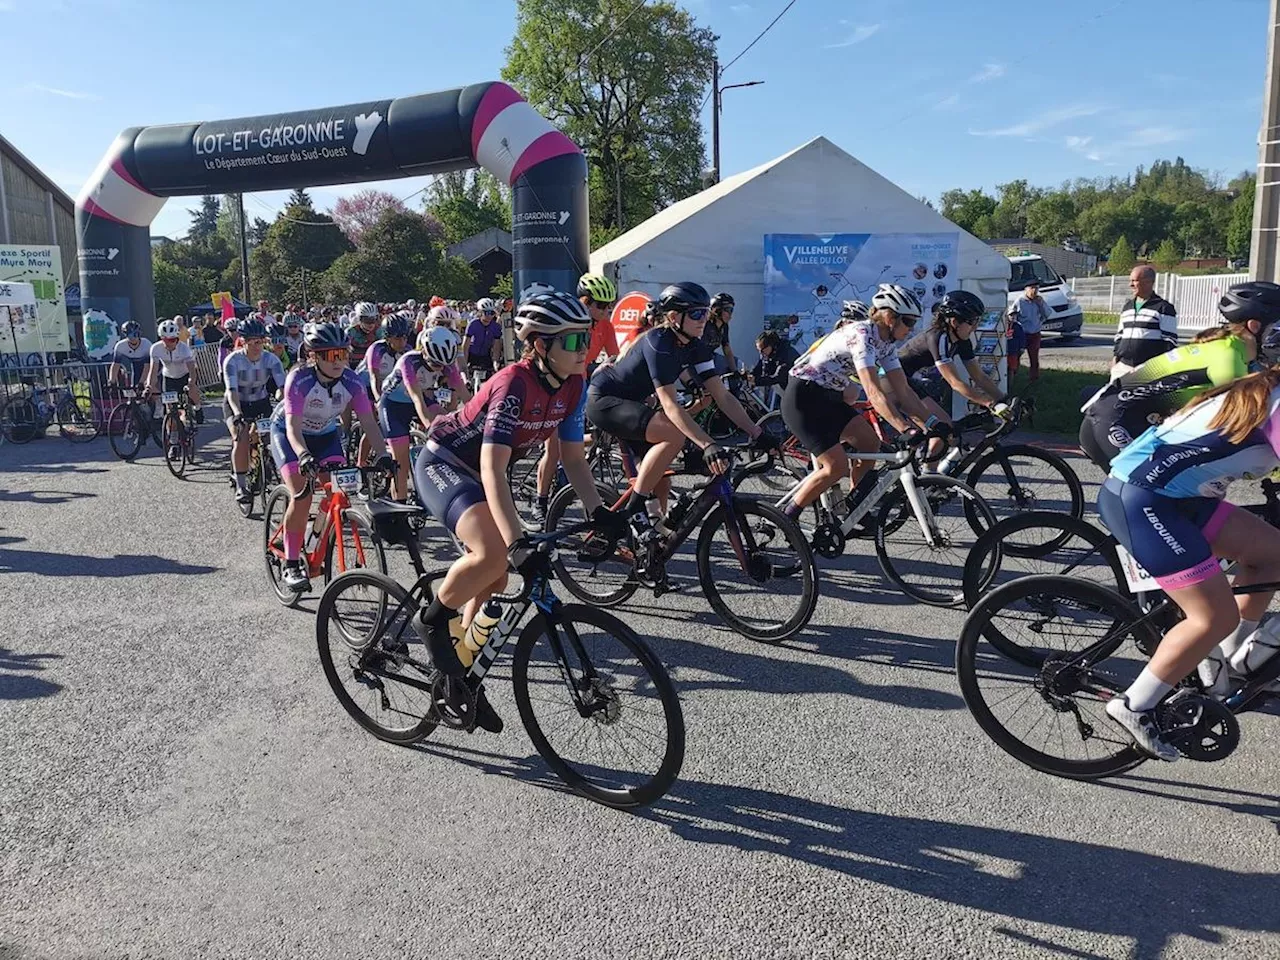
[430,674,478,731]
[1158,691,1240,762]
[811,521,846,559]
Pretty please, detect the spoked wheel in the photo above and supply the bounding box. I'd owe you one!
[108,404,143,461]
[696,496,818,642]
[736,412,809,496]
[316,569,438,744]
[322,509,387,582]
[545,483,639,607]
[239,448,263,519]
[263,485,304,608]
[260,456,279,519]
[955,575,1154,780]
[875,475,994,606]
[964,444,1085,537]
[57,394,99,443]
[512,603,684,808]
[962,512,1127,610]
[162,412,187,479]
[0,397,39,444]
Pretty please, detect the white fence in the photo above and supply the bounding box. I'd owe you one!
[1066,273,1248,334]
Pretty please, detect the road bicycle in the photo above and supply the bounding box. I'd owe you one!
[955,573,1280,780]
[0,374,100,444]
[545,449,818,643]
[262,464,388,607]
[159,390,200,479]
[507,429,631,531]
[229,415,279,519]
[314,514,684,809]
[106,386,162,461]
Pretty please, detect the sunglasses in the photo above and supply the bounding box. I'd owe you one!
[895,313,919,328]
[482,309,497,316]
[313,348,350,364]
[685,308,709,322]
[550,331,590,352]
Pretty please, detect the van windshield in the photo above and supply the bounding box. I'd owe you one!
[1008,259,1060,292]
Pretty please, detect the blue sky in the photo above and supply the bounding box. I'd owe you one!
[0,0,1268,239]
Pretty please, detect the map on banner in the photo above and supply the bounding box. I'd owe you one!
[0,244,71,355]
[763,233,959,351]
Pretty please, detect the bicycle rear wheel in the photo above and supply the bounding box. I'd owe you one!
[108,403,143,461]
[955,575,1152,780]
[964,444,1085,536]
[512,603,684,808]
[545,483,638,607]
[239,446,263,519]
[0,396,39,444]
[57,394,99,443]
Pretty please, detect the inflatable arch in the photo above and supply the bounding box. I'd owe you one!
[75,82,588,337]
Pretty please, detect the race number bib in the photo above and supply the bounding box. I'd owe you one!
[255,418,273,435]
[1115,544,1159,594]
[161,391,179,405]
[333,468,362,494]
[435,387,452,406]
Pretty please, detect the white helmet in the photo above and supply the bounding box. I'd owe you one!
[157,319,180,338]
[422,326,459,367]
[427,304,460,328]
[224,317,239,331]
[519,281,557,304]
[514,292,591,340]
[406,298,417,310]
[172,314,185,324]
[476,297,497,314]
[354,301,378,320]
[871,283,923,319]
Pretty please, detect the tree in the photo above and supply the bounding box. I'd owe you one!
[490,272,513,300]
[423,171,508,245]
[248,217,271,247]
[503,0,715,233]
[939,188,996,235]
[990,180,1043,238]
[1025,192,1076,245]
[971,214,995,240]
[287,188,312,209]
[1227,178,1256,260]
[188,195,221,243]
[332,189,409,243]
[318,209,473,302]
[264,198,352,275]
[1109,235,1137,276]
[1152,238,1181,271]
[153,257,214,319]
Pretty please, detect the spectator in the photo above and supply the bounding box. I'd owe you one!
[1112,265,1178,378]
[1006,280,1049,382]
[201,316,222,346]
[751,330,799,403]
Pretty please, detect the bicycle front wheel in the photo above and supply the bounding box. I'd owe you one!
[162,413,186,479]
[545,483,638,607]
[874,474,994,606]
[512,603,684,808]
[263,485,303,608]
[956,575,1152,780]
[108,403,143,461]
[696,496,818,642]
[57,394,99,443]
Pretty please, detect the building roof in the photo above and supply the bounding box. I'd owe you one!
[446,227,513,264]
[0,132,76,217]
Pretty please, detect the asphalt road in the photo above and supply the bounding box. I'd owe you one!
[2,429,1279,960]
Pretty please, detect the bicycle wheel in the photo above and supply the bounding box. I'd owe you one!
[961,512,1126,610]
[965,444,1085,537]
[874,474,994,606]
[162,412,186,479]
[545,483,639,607]
[316,570,436,744]
[696,496,818,642]
[263,486,303,609]
[239,447,263,519]
[56,394,98,443]
[0,397,39,444]
[512,603,684,808]
[108,403,143,461]
[955,575,1152,780]
[323,509,387,582]
[260,455,279,519]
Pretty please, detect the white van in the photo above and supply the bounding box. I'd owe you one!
[1006,255,1083,340]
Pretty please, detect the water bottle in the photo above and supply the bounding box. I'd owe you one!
[456,599,503,669]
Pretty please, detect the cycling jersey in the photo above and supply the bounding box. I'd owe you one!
[789,320,901,392]
[427,360,586,473]
[587,316,620,364]
[382,351,466,405]
[361,341,403,388]
[284,333,306,358]
[898,327,975,379]
[223,350,286,405]
[113,338,152,380]
[590,326,717,402]
[150,340,195,379]
[273,365,371,436]
[347,323,381,367]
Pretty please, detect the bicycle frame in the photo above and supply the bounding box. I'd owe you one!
[266,476,369,574]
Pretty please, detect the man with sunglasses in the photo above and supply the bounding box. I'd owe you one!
[781,283,935,520]
[223,318,286,505]
[587,281,775,544]
[147,318,204,435]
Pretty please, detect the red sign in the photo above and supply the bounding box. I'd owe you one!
[611,291,651,345]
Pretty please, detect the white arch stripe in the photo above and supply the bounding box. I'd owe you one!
[76,151,165,227]
[474,100,559,185]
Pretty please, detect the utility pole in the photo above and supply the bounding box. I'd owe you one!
[712,57,720,184]
[1251,0,1280,281]
[300,267,308,309]
[235,193,251,302]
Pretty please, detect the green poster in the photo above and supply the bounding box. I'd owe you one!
[0,245,70,354]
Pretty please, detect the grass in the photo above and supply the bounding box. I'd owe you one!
[1083,311,1116,327]
[1005,368,1102,439]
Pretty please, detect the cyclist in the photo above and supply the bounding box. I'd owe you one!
[147,318,204,440]
[1078,281,1280,470]
[780,284,934,521]
[347,301,381,370]
[834,300,869,331]
[109,321,152,390]
[703,292,737,372]
[587,281,775,541]
[269,322,394,593]
[749,329,800,398]
[1097,359,1280,761]
[223,318,286,505]
[461,298,502,383]
[283,315,306,361]
[896,290,1007,419]
[411,292,626,730]
[426,303,461,335]
[267,322,293,371]
[528,273,619,525]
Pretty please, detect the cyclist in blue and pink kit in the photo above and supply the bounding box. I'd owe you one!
[1098,280,1280,761]
[269,322,394,592]
[411,292,627,731]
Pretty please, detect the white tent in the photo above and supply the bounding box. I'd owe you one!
[591,136,1011,363]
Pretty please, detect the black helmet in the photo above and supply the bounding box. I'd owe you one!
[268,323,289,345]
[239,318,268,339]
[658,281,711,314]
[383,315,412,339]
[936,290,986,324]
[710,292,735,311]
[1219,281,1280,326]
[304,321,350,351]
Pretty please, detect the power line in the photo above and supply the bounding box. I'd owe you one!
[720,0,799,75]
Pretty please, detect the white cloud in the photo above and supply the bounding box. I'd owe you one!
[1065,126,1187,164]
[21,82,100,101]
[1065,135,1102,162]
[0,0,15,11]
[969,104,1103,138]
[969,63,1005,84]
[824,23,881,49]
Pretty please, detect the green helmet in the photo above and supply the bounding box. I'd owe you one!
[576,273,618,304]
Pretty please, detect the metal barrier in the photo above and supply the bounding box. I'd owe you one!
[1066,272,1248,333]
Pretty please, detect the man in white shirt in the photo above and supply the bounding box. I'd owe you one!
[147,318,204,424]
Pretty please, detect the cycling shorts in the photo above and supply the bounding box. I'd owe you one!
[378,397,416,445]
[1096,477,1235,590]
[781,377,856,455]
[268,423,345,479]
[907,371,948,405]
[1078,413,1122,471]
[162,373,190,394]
[413,451,486,533]
[585,392,655,470]
[223,397,273,430]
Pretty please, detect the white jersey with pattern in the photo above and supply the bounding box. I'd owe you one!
[789,320,901,391]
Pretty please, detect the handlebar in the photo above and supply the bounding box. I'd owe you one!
[493,519,608,604]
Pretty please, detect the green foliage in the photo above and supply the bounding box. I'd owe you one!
[424,170,509,245]
[1109,235,1136,275]
[188,195,221,243]
[317,210,473,303]
[1152,238,1181,271]
[153,256,215,318]
[490,272,513,300]
[940,188,997,235]
[503,0,715,232]
[1227,178,1256,260]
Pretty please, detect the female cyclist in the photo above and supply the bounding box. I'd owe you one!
[269,322,394,592]
[411,292,626,728]
[223,318,286,505]
[895,290,1007,419]
[1079,281,1280,469]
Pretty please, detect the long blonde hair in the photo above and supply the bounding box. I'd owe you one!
[1182,367,1280,444]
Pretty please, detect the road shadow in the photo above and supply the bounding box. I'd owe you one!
[0,488,97,505]
[0,547,218,578]
[0,462,109,476]
[0,646,63,701]
[1103,773,1280,831]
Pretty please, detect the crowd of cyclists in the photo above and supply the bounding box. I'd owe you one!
[100,265,1280,770]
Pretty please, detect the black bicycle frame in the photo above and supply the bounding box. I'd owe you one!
[648,472,753,572]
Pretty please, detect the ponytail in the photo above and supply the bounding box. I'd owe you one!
[1183,367,1280,444]
[1193,324,1248,344]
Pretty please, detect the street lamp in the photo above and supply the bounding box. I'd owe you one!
[711,58,764,184]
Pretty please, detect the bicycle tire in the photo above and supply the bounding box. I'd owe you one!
[56,394,98,443]
[512,603,684,808]
[316,569,433,744]
[162,412,186,479]
[964,444,1085,544]
[955,575,1150,780]
[323,508,387,582]
[260,454,279,519]
[239,446,262,519]
[263,485,303,609]
[545,482,639,607]
[961,512,1126,611]
[696,496,818,642]
[874,474,994,606]
[108,403,143,461]
[0,397,39,444]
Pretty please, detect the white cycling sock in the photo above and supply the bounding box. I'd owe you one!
[1123,667,1174,713]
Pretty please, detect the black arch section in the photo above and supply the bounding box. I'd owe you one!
[75,82,588,337]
